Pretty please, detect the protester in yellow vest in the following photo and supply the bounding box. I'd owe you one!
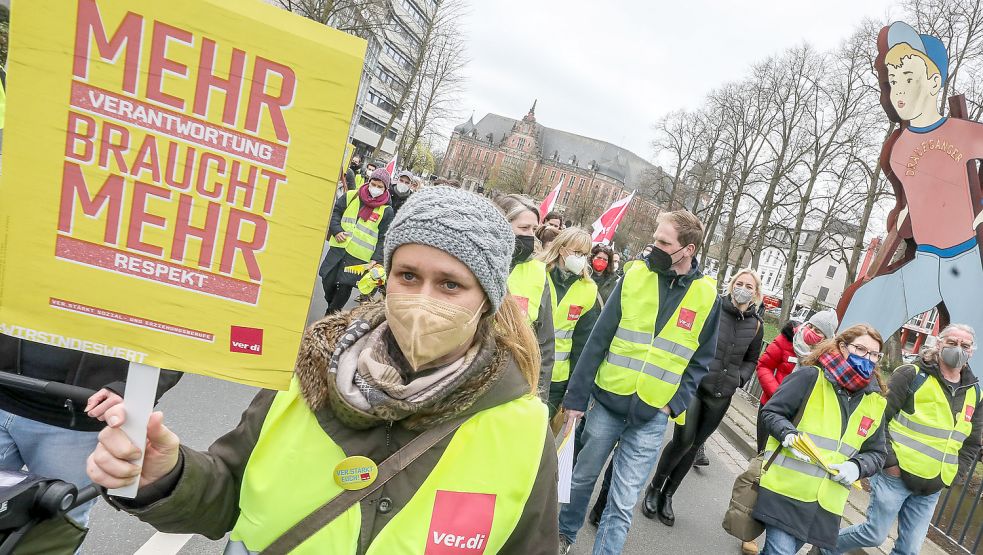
[86,186,559,555]
[536,227,599,419]
[825,324,981,555]
[318,168,394,315]
[492,193,554,401]
[557,210,721,555]
[754,324,889,555]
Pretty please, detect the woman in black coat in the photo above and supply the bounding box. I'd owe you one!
[642,268,764,526]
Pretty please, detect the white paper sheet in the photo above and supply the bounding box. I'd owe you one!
[556,427,575,504]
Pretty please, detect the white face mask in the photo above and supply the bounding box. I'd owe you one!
[396,183,410,194]
[368,185,385,198]
[564,254,588,275]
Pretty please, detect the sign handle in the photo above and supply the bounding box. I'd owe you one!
[107,362,160,499]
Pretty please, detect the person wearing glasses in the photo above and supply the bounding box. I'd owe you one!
[754,324,889,555]
[823,324,982,555]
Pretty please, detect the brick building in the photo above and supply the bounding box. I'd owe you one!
[441,102,666,251]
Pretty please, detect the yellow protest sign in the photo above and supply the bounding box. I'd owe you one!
[0,0,366,389]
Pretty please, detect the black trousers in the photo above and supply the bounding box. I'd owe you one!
[649,391,732,494]
[322,271,355,314]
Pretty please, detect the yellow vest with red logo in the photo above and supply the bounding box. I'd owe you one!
[327,190,386,262]
[760,369,887,516]
[226,379,548,554]
[594,262,717,409]
[890,368,978,486]
[507,259,551,326]
[550,275,598,382]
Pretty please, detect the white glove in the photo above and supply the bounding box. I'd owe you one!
[829,461,860,486]
[782,433,811,462]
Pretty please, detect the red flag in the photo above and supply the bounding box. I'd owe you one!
[385,154,398,177]
[539,181,563,222]
[591,191,635,244]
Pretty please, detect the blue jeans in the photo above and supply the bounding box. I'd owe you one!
[760,524,806,555]
[0,408,100,526]
[825,472,940,555]
[558,398,669,555]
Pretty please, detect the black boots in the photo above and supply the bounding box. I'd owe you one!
[657,492,675,526]
[643,480,676,526]
[641,482,662,519]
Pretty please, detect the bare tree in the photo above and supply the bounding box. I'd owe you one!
[397,2,469,165]
[274,0,390,36]
[749,47,817,267]
[651,110,704,209]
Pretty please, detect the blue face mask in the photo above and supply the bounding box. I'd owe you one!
[846,353,875,378]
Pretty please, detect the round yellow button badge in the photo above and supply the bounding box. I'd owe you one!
[333,456,378,490]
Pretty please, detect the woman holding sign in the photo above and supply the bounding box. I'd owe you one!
[319,167,395,315]
[86,187,559,554]
[753,324,888,554]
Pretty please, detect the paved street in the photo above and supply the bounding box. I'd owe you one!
[568,431,750,555]
[83,243,749,553]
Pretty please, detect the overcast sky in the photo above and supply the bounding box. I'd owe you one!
[456,0,899,162]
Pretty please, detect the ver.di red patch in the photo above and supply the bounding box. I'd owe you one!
[966,404,975,422]
[425,490,496,554]
[857,416,874,437]
[513,295,529,315]
[567,305,583,321]
[369,212,380,222]
[676,308,696,331]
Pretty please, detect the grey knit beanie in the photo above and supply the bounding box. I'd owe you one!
[384,186,515,311]
[808,309,839,339]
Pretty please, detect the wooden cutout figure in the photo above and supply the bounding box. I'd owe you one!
[838,21,983,377]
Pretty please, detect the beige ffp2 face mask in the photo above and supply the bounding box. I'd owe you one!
[385,293,483,371]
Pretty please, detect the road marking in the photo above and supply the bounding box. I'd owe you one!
[134,532,194,555]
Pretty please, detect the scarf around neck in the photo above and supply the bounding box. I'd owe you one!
[357,184,389,221]
[325,315,504,430]
[819,351,871,394]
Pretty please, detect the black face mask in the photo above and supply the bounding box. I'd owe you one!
[647,245,686,272]
[513,235,535,266]
[350,162,360,170]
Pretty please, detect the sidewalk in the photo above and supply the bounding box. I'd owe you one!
[718,391,951,555]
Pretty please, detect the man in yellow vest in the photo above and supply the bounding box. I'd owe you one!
[557,210,721,555]
[825,324,982,555]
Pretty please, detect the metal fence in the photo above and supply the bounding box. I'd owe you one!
[931,450,983,554]
[740,359,983,554]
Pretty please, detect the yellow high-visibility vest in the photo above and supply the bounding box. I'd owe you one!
[890,367,978,486]
[507,259,550,326]
[550,275,598,382]
[227,379,548,554]
[594,262,717,409]
[327,190,386,262]
[760,370,886,516]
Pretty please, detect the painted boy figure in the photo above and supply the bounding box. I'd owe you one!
[840,22,983,375]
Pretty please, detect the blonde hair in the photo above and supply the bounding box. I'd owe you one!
[537,227,592,279]
[728,268,763,307]
[885,44,942,80]
[490,295,541,393]
[802,324,888,395]
[657,209,705,249]
[491,193,540,223]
